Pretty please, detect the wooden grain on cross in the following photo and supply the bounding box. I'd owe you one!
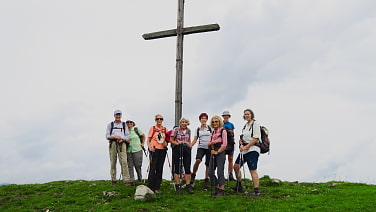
[143,0,220,126]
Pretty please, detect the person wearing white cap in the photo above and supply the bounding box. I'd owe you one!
[105,109,132,186]
[222,110,236,182]
[125,119,145,184]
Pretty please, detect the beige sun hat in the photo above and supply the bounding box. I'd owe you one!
[222,110,231,117]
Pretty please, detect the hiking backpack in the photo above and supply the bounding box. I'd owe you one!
[108,122,128,148]
[222,127,235,145]
[109,122,127,138]
[215,127,235,150]
[246,121,270,154]
[196,126,212,137]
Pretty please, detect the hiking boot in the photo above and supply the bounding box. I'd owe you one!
[228,173,236,181]
[211,187,218,196]
[186,184,194,194]
[190,173,196,185]
[204,178,210,189]
[248,188,261,198]
[124,182,134,186]
[254,188,260,196]
[231,181,244,192]
[215,188,225,197]
[248,192,261,198]
[175,184,182,195]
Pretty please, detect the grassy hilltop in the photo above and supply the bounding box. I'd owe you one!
[1,176,376,212]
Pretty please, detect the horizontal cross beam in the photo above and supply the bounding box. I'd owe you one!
[142,23,220,40]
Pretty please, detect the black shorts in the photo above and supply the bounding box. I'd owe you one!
[225,143,235,155]
[195,148,211,166]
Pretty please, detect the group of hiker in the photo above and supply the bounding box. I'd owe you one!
[105,109,263,197]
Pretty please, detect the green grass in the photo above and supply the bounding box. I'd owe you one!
[1,176,375,211]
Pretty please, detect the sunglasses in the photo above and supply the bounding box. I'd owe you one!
[126,121,133,124]
[155,118,164,121]
[211,120,219,123]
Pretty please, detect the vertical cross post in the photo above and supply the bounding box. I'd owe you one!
[175,0,184,126]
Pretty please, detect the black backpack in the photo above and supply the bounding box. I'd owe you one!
[222,127,235,145]
[109,122,128,149]
[245,121,270,154]
[217,127,235,151]
[109,122,127,138]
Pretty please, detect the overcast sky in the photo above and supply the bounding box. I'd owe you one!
[1,0,375,185]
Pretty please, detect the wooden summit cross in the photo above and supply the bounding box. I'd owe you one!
[143,0,220,126]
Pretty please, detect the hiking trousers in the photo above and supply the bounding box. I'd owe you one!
[147,149,166,191]
[172,145,191,175]
[109,142,130,183]
[127,150,143,182]
[208,151,226,186]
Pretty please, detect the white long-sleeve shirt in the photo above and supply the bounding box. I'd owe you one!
[105,121,130,141]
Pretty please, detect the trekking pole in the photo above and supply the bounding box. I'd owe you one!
[237,152,243,193]
[141,147,150,183]
[179,143,183,192]
[144,150,152,184]
[236,153,241,193]
[165,148,175,190]
[210,144,214,197]
[142,147,149,162]
[241,152,247,194]
[118,142,124,182]
[166,149,172,173]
